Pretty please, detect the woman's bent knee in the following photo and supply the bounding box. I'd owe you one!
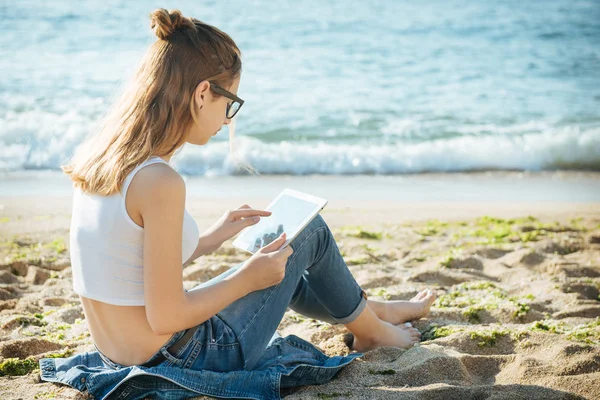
[289,214,328,251]
[311,214,327,229]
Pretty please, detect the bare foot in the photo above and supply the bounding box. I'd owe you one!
[351,321,421,352]
[369,289,437,325]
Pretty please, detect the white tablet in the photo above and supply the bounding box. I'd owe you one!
[232,188,328,254]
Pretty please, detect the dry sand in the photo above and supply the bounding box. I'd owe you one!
[0,196,599,399]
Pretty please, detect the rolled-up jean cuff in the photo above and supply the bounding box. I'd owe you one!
[330,289,369,324]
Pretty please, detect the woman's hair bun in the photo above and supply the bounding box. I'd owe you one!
[150,8,195,40]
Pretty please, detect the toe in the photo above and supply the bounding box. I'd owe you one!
[423,289,436,303]
[410,290,426,302]
[426,290,437,305]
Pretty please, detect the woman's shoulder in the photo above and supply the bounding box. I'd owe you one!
[134,160,182,184]
[127,161,186,217]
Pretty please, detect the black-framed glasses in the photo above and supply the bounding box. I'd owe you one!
[210,82,244,119]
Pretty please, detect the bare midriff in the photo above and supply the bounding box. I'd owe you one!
[79,297,175,366]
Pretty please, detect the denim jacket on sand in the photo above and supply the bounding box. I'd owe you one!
[38,334,364,400]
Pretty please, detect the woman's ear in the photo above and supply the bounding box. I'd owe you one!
[194,80,211,109]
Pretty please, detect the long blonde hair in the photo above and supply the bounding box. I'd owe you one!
[62,8,257,196]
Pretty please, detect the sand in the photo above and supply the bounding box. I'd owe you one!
[0,193,599,399]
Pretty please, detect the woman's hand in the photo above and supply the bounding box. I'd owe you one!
[238,232,293,293]
[202,204,272,252]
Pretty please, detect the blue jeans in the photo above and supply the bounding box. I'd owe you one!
[98,214,368,373]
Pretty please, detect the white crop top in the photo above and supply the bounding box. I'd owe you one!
[70,156,200,306]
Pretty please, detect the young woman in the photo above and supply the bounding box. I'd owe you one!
[48,8,436,399]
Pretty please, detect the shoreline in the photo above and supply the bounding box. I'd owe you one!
[1,170,599,202]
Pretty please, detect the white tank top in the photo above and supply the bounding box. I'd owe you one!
[70,156,200,306]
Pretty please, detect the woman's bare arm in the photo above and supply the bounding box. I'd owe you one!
[137,165,251,335]
[182,231,222,268]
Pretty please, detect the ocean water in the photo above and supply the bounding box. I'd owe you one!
[1,0,599,176]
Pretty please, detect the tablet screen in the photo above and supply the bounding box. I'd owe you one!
[234,192,324,253]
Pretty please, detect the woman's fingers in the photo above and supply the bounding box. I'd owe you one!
[231,209,272,220]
